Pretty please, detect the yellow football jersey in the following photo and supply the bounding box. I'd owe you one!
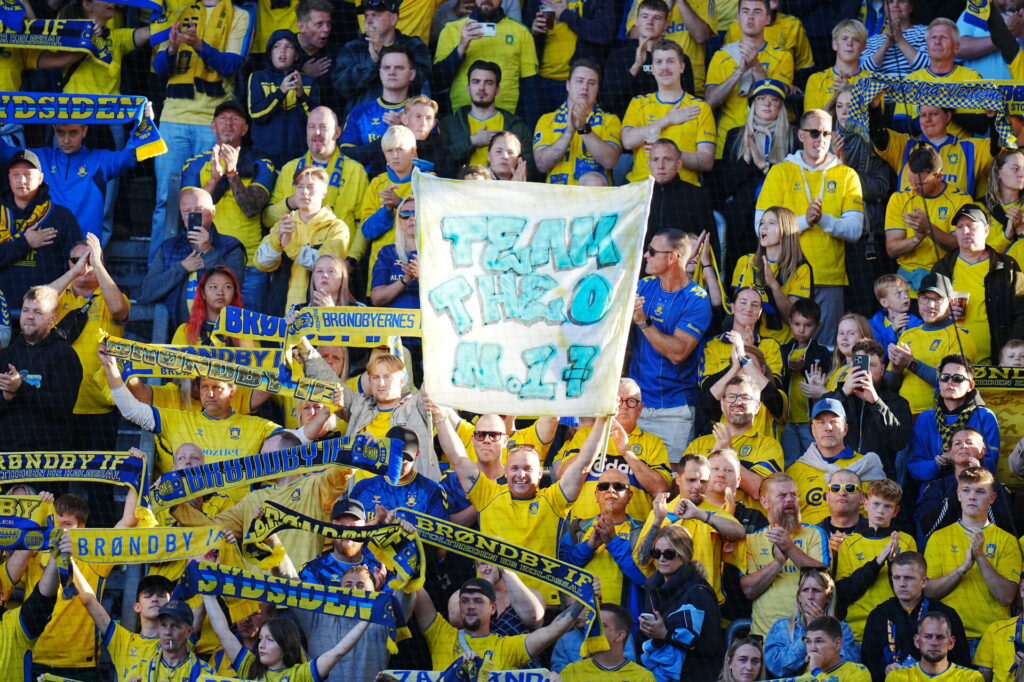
[569,517,645,608]
[0,605,34,682]
[263,150,369,241]
[896,65,983,138]
[724,12,814,70]
[974,617,1019,682]
[835,531,917,640]
[235,649,318,682]
[467,111,505,166]
[624,0,717,94]
[876,130,995,199]
[745,523,828,635]
[787,451,872,525]
[952,256,992,363]
[57,287,129,414]
[884,186,972,275]
[104,623,161,682]
[803,68,867,113]
[986,200,1022,254]
[64,27,138,96]
[895,323,976,414]
[685,427,783,513]
[355,170,413,288]
[424,613,529,670]
[533,104,622,185]
[699,332,784,380]
[561,657,657,682]
[731,256,813,344]
[538,0,585,81]
[622,91,716,184]
[888,663,984,682]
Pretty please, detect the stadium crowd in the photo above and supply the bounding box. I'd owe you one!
[4,0,1024,679]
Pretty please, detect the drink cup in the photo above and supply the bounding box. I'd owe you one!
[951,291,970,321]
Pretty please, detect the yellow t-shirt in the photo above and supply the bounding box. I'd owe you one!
[706,42,794,157]
[731,256,812,344]
[745,523,828,635]
[826,363,850,392]
[561,657,657,682]
[884,186,971,275]
[533,104,622,185]
[786,450,872,525]
[235,647,318,682]
[876,131,995,199]
[685,427,783,513]
[802,67,867,113]
[895,323,976,413]
[467,475,571,604]
[57,287,129,414]
[835,530,917,640]
[0,605,34,682]
[0,48,37,92]
[888,663,984,682]
[467,111,505,166]
[64,27,138,95]
[756,159,864,286]
[254,0,298,55]
[724,12,814,70]
[952,256,992,364]
[622,91,716,185]
[424,613,530,670]
[555,424,671,520]
[624,0,717,94]
[435,17,538,113]
[103,622,161,682]
[925,521,1022,638]
[699,332,784,381]
[974,617,1020,682]
[538,0,585,81]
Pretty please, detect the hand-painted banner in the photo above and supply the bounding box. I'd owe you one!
[380,671,551,682]
[973,365,1024,488]
[214,306,422,345]
[67,526,224,564]
[177,561,403,651]
[103,334,336,404]
[119,345,287,378]
[396,508,607,656]
[0,452,145,494]
[0,93,165,159]
[246,501,424,590]
[414,172,650,416]
[147,434,402,510]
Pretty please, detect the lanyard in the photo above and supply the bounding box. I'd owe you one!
[886,599,929,664]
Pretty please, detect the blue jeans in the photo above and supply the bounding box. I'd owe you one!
[150,121,216,265]
[240,266,266,314]
[780,421,814,467]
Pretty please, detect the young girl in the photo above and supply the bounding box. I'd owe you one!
[171,265,252,347]
[986,149,1024,259]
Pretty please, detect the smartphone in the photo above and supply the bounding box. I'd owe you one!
[853,354,869,374]
[187,211,203,232]
[639,612,656,622]
[479,22,497,36]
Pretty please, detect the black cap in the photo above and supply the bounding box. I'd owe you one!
[359,0,400,12]
[386,425,419,458]
[332,496,366,521]
[952,203,988,226]
[157,600,194,625]
[213,100,249,123]
[460,577,497,602]
[10,149,41,170]
[918,271,954,299]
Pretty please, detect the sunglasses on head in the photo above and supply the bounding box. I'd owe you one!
[399,210,415,219]
[939,373,969,384]
[596,481,629,492]
[801,128,832,138]
[649,548,679,560]
[828,483,859,494]
[473,430,504,442]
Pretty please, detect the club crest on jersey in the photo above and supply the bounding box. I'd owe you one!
[986,543,996,558]
[407,494,418,506]
[77,165,87,177]
[826,180,837,193]
[229,427,240,439]
[938,207,949,220]
[948,153,959,165]
[529,501,539,515]
[740,445,752,457]
[930,339,942,351]
[631,444,642,456]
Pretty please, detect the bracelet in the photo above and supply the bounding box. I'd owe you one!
[705,510,714,524]
[400,277,410,286]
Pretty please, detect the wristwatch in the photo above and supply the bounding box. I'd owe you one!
[576,124,592,135]
[638,316,652,330]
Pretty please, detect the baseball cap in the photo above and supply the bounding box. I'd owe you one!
[811,398,846,420]
[213,100,249,123]
[157,600,194,625]
[459,577,496,602]
[10,149,41,170]
[386,425,419,461]
[918,272,954,299]
[360,0,400,13]
[952,203,988,226]
[748,79,787,102]
[332,496,366,521]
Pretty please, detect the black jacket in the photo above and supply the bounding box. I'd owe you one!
[861,597,970,682]
[600,43,695,117]
[823,383,912,477]
[933,247,1024,363]
[916,473,1017,542]
[647,175,714,244]
[0,328,82,450]
[642,564,722,682]
[437,106,535,178]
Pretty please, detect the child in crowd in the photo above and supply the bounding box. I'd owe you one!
[248,30,319,167]
[870,274,921,352]
[803,20,868,112]
[780,299,832,466]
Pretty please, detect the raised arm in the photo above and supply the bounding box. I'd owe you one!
[70,555,112,634]
[523,602,583,658]
[557,416,608,502]
[202,594,244,664]
[425,397,478,492]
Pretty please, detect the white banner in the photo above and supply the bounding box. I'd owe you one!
[415,172,652,416]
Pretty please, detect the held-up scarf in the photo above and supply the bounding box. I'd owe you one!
[0,186,52,243]
[245,501,424,591]
[0,495,55,550]
[0,452,146,495]
[66,526,225,564]
[396,508,608,657]
[176,561,406,651]
[147,433,403,510]
[0,92,166,159]
[163,0,233,100]
[216,305,423,345]
[0,19,109,62]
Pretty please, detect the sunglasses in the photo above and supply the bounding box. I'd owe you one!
[645,247,674,256]
[401,452,416,462]
[399,210,415,219]
[473,430,504,442]
[649,549,679,560]
[828,483,859,494]
[939,373,969,384]
[618,397,640,408]
[801,128,832,138]
[596,482,629,492]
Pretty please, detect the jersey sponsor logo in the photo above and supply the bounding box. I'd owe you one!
[805,486,825,506]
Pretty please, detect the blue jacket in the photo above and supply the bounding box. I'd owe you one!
[0,139,136,239]
[909,390,1000,481]
[248,29,319,165]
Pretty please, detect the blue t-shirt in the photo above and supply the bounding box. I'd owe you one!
[628,277,712,408]
[341,97,406,148]
[351,472,449,521]
[371,244,420,309]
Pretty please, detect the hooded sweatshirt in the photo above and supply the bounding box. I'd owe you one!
[248,29,319,165]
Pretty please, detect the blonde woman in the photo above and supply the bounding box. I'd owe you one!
[986,149,1024,258]
[719,636,766,682]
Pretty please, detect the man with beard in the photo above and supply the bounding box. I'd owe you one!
[0,285,82,451]
[560,468,649,618]
[180,101,275,308]
[887,613,981,682]
[741,472,828,635]
[923,467,1021,648]
[439,60,533,177]
[684,374,783,514]
[787,399,886,525]
[636,454,746,604]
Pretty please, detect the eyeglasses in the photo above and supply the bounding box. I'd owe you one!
[828,483,859,494]
[801,128,832,138]
[645,246,674,256]
[939,373,969,384]
[723,394,754,404]
[649,549,679,560]
[596,481,629,492]
[399,210,415,219]
[618,397,640,408]
[473,430,504,442]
